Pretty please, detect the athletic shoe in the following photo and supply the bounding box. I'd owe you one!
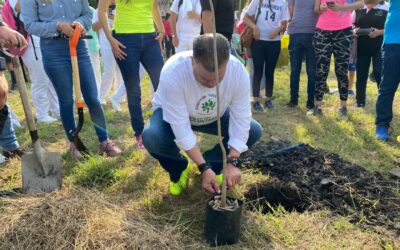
[375,126,389,141]
[169,164,189,196]
[284,101,297,109]
[252,101,264,112]
[216,173,223,186]
[99,99,107,105]
[99,140,122,157]
[110,96,121,112]
[356,103,365,108]
[135,135,145,149]
[3,147,28,159]
[69,143,83,160]
[306,106,322,116]
[264,100,274,110]
[37,115,57,124]
[338,107,348,119]
[348,90,355,97]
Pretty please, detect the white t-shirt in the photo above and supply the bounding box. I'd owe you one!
[152,51,252,153]
[92,9,113,49]
[246,0,289,41]
[170,0,202,38]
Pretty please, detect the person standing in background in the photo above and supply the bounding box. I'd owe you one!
[170,0,202,53]
[201,0,236,41]
[97,0,164,149]
[375,0,400,141]
[310,0,364,118]
[163,13,175,58]
[286,0,318,111]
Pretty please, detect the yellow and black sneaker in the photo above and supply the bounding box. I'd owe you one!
[169,164,190,196]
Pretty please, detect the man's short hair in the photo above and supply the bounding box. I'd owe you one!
[193,34,230,72]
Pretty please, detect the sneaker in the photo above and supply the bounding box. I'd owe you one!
[99,140,122,157]
[216,173,223,186]
[135,135,145,149]
[348,90,355,97]
[264,100,274,110]
[69,143,83,160]
[109,96,121,112]
[37,115,57,124]
[169,164,189,196]
[375,126,389,141]
[99,99,107,105]
[51,113,61,121]
[338,107,348,119]
[356,103,365,108]
[307,106,322,116]
[284,102,298,109]
[3,147,28,159]
[252,101,264,112]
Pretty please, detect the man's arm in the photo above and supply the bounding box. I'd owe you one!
[200,0,213,34]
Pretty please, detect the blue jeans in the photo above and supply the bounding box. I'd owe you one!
[142,108,263,182]
[41,38,108,142]
[289,33,315,109]
[376,44,400,128]
[356,50,382,106]
[113,32,164,136]
[251,40,281,98]
[0,105,19,151]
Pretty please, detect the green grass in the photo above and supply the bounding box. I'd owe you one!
[0,66,399,249]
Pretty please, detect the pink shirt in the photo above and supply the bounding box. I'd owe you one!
[316,0,353,31]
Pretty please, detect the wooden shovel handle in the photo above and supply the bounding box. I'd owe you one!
[69,26,84,108]
[13,57,37,133]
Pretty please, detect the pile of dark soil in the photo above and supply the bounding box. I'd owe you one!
[242,140,400,234]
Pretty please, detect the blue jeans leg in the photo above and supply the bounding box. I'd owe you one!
[376,44,400,128]
[41,38,108,142]
[304,34,316,109]
[142,109,188,182]
[114,33,163,136]
[0,106,19,152]
[289,34,304,105]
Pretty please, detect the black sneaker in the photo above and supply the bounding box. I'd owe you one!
[3,147,28,159]
[356,103,365,108]
[252,101,264,112]
[284,101,297,109]
[307,106,322,116]
[264,100,274,110]
[338,107,348,119]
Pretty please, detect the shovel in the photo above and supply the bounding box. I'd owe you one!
[13,57,62,194]
[69,26,89,155]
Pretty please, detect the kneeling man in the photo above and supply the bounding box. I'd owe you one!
[142,34,263,196]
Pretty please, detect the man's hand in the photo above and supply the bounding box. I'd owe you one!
[0,73,8,110]
[58,22,75,37]
[202,169,221,194]
[72,21,88,35]
[0,26,27,50]
[225,164,241,189]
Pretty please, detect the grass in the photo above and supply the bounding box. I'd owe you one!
[0,64,399,249]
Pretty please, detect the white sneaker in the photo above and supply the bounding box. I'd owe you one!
[110,96,121,112]
[100,99,107,105]
[51,113,61,120]
[37,115,57,124]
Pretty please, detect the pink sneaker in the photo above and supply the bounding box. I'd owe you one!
[99,140,122,157]
[69,143,83,160]
[135,135,145,149]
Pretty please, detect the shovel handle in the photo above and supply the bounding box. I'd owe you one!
[13,57,38,139]
[69,26,84,108]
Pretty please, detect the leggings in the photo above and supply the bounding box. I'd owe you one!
[313,28,353,101]
[251,40,281,98]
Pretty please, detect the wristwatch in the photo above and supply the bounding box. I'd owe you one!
[198,162,212,174]
[227,157,241,169]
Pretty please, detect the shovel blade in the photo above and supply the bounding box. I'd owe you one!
[22,152,62,194]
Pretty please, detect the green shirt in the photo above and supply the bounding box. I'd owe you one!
[114,0,155,34]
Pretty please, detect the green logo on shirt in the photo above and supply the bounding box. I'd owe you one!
[201,99,216,113]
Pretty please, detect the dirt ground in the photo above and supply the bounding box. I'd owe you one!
[243,140,400,236]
